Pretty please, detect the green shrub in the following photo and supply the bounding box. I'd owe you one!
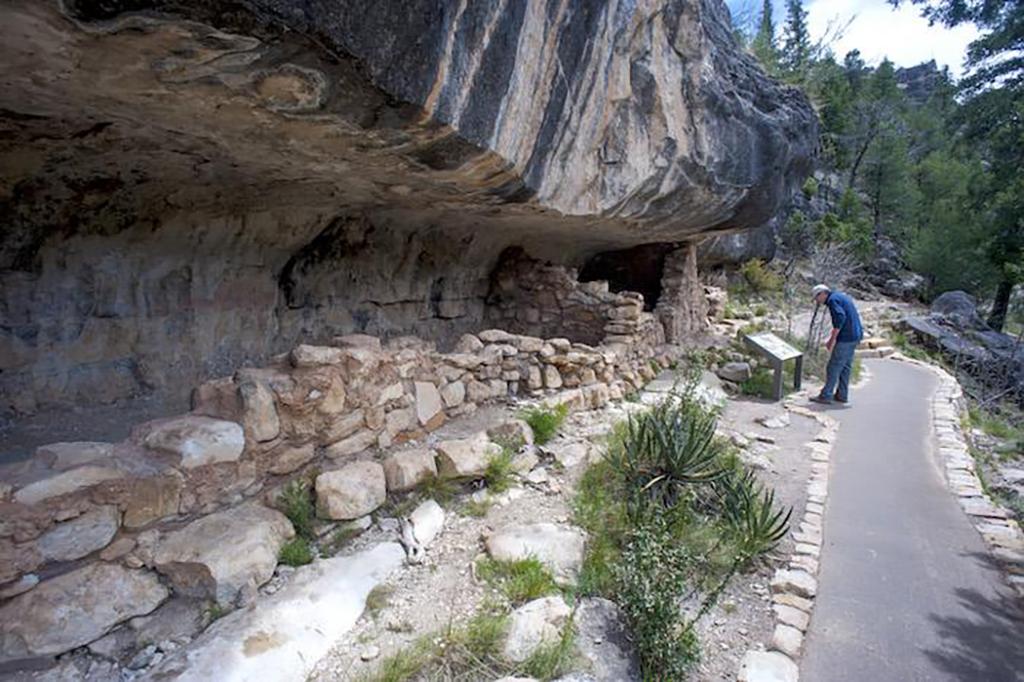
[522,403,569,445]
[484,447,516,493]
[802,176,820,199]
[615,520,699,680]
[278,537,314,566]
[476,557,559,605]
[277,480,315,540]
[738,259,783,294]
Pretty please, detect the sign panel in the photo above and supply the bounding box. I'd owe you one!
[744,332,802,362]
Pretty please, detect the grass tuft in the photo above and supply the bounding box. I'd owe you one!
[484,447,517,493]
[278,537,314,566]
[277,479,316,540]
[476,557,559,605]
[521,404,569,445]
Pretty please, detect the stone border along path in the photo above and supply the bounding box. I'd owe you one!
[735,396,841,682]
[892,352,1024,598]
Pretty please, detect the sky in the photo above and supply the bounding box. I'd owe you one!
[730,0,981,78]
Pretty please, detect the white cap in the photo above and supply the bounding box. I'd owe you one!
[812,284,830,299]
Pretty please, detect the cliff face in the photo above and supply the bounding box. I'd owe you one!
[0,0,817,415]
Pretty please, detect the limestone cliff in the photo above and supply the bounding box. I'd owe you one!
[0,0,816,415]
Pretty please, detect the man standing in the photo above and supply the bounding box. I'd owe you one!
[810,284,863,405]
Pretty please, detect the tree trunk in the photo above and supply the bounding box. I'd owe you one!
[987,278,1014,332]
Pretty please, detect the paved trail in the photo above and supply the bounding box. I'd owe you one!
[802,359,1024,682]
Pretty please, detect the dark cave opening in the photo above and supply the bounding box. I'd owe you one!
[579,243,676,312]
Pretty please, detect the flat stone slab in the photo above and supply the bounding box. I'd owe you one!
[0,563,168,662]
[37,505,120,562]
[485,523,585,584]
[13,465,124,506]
[150,543,404,682]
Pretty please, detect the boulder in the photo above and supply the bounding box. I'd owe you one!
[931,290,986,329]
[435,433,502,479]
[37,505,120,562]
[407,499,445,547]
[716,361,752,383]
[152,503,294,605]
[382,449,438,492]
[574,597,641,681]
[453,334,484,354]
[316,462,387,520]
[487,419,535,447]
[35,441,114,470]
[0,563,168,662]
[440,380,466,408]
[503,596,572,663]
[141,416,245,469]
[485,523,586,583]
[414,381,445,430]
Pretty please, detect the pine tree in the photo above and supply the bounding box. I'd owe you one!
[751,0,777,65]
[781,0,811,79]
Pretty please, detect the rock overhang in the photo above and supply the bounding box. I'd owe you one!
[2,0,817,260]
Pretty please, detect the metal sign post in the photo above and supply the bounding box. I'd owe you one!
[743,332,803,401]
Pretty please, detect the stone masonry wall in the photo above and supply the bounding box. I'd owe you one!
[484,248,663,347]
[656,244,710,343]
[0,313,680,667]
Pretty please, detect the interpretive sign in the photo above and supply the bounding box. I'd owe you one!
[743,332,803,401]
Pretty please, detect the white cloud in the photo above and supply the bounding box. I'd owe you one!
[805,0,981,77]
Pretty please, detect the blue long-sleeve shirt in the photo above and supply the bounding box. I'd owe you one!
[826,291,863,343]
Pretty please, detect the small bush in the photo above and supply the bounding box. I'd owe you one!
[802,176,820,199]
[522,404,569,445]
[278,537,314,566]
[484,447,517,493]
[277,479,316,541]
[738,259,783,294]
[477,557,559,605]
[615,520,699,680]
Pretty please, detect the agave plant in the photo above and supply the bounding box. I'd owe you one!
[716,469,792,560]
[609,395,728,517]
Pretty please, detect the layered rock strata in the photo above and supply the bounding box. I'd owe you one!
[0,0,816,416]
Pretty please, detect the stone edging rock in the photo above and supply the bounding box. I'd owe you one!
[735,401,839,682]
[892,352,1024,599]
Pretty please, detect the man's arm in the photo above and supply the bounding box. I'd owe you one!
[826,298,845,351]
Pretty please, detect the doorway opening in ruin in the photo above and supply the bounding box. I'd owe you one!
[578,243,674,312]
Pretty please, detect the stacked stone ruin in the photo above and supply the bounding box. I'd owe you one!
[0,269,691,667]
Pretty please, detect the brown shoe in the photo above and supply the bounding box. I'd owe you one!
[810,395,833,405]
